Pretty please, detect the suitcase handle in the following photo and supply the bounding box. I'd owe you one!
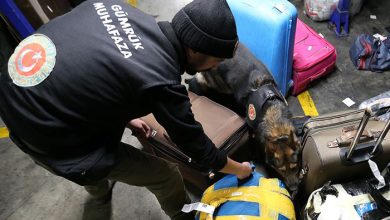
[340,107,390,164]
[327,126,381,148]
[372,119,390,155]
[310,68,327,82]
[346,108,372,159]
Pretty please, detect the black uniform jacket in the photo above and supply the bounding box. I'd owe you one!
[0,0,227,185]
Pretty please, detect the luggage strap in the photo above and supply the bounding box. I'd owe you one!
[327,125,381,148]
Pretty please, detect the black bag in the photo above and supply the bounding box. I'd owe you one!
[349,34,390,72]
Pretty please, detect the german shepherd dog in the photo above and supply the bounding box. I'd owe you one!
[187,44,302,191]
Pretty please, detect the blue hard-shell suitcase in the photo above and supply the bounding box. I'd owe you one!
[227,0,297,96]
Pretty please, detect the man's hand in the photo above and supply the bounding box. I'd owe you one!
[127,118,151,139]
[236,162,252,180]
[219,158,252,180]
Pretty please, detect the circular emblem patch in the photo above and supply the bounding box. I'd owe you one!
[248,104,256,121]
[8,34,56,87]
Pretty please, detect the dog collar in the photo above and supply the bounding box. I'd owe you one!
[246,84,287,129]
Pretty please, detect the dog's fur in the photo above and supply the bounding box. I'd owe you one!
[187,44,302,190]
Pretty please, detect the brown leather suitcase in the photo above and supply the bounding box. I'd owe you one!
[137,92,251,190]
[301,108,390,196]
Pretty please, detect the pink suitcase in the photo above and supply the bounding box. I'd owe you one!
[292,19,337,95]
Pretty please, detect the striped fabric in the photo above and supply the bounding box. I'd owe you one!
[196,172,296,220]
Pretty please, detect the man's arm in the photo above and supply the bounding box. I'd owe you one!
[146,85,251,178]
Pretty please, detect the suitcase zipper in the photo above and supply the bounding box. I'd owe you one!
[294,46,334,71]
[302,112,362,137]
[303,109,364,128]
[163,133,193,162]
[220,125,248,153]
[149,137,193,164]
[148,125,248,169]
[302,118,365,147]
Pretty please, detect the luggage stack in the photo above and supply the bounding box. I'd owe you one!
[138,96,390,217]
[138,0,386,218]
[225,0,338,96]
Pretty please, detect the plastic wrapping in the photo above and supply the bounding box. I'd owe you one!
[304,0,364,21]
[304,0,338,21]
[197,171,296,220]
[359,91,390,122]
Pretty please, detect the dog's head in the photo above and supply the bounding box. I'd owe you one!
[256,105,302,191]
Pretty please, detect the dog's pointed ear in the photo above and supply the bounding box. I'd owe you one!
[290,129,295,139]
[291,129,303,150]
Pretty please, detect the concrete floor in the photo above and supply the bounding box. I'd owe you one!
[286,0,390,116]
[0,0,390,219]
[0,1,191,220]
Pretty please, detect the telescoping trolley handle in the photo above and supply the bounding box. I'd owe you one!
[371,119,390,155]
[341,107,390,164]
[346,108,372,159]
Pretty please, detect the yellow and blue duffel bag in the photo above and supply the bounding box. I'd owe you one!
[195,171,296,220]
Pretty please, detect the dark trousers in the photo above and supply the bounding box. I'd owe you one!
[84,143,192,219]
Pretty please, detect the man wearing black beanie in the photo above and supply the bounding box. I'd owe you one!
[0,0,251,219]
[172,0,239,64]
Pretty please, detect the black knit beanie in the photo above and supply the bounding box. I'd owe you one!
[172,0,238,58]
